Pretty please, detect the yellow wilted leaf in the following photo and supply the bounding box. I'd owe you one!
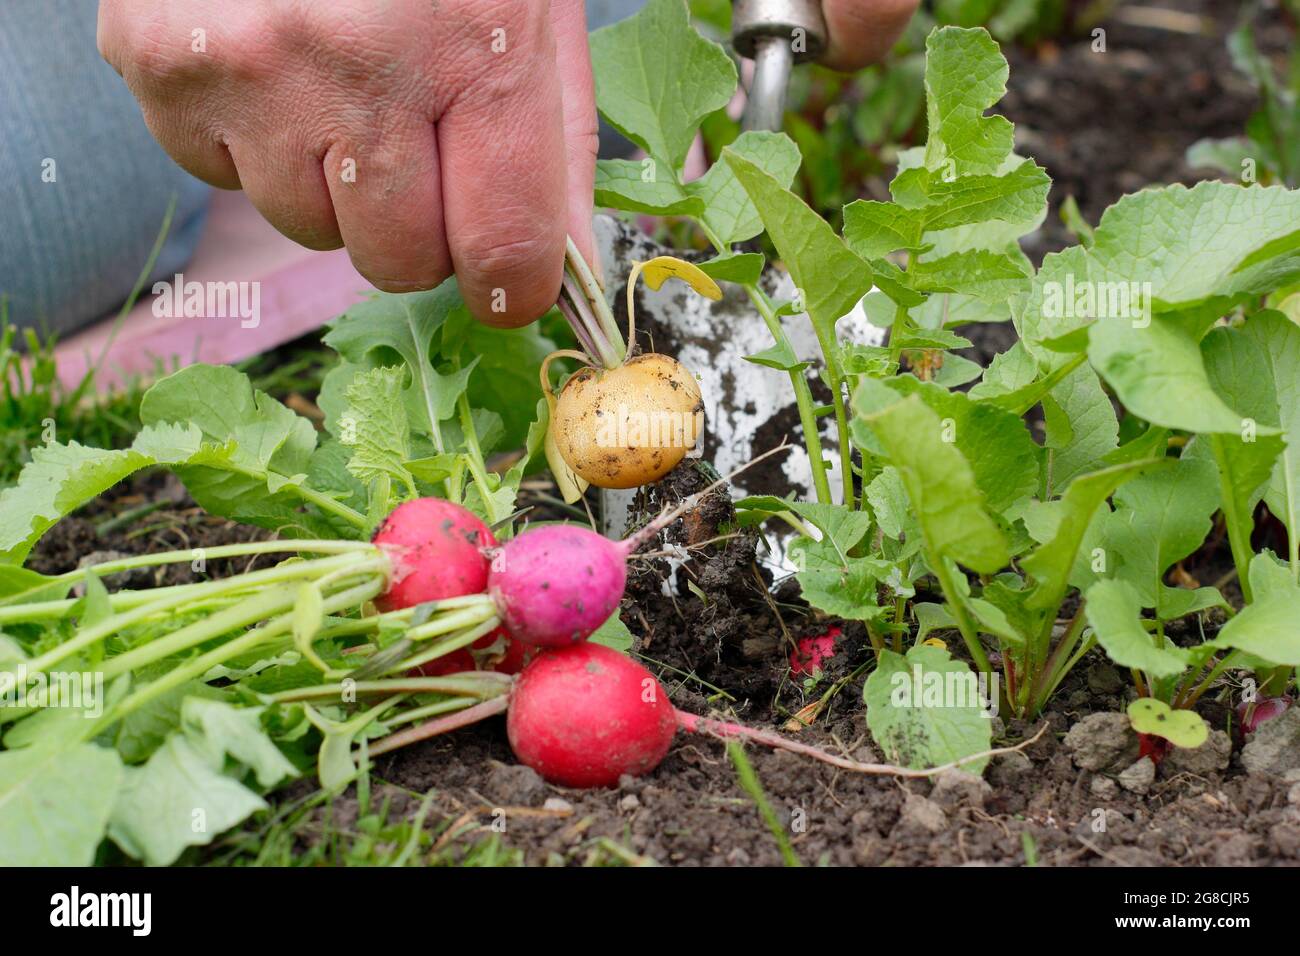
[922,637,947,650]
[629,256,723,300]
[625,256,723,347]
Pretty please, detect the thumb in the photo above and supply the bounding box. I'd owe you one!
[819,0,920,72]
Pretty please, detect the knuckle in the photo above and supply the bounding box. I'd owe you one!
[123,16,191,85]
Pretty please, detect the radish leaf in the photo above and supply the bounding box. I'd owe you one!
[864,644,994,773]
[1085,579,1191,678]
[589,0,736,172]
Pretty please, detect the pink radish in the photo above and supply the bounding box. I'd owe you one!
[508,643,676,787]
[373,498,496,612]
[791,625,841,677]
[489,445,791,647]
[488,525,633,647]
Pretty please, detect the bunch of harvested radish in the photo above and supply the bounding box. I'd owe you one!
[545,242,711,498]
[365,491,1023,789]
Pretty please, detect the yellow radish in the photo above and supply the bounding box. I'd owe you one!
[544,255,716,491]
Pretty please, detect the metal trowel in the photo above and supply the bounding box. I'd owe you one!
[596,0,883,549]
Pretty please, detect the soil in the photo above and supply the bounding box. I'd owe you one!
[26,472,275,586]
[27,0,1300,867]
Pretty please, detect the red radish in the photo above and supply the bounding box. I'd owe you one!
[486,630,538,675]
[373,498,495,612]
[791,625,841,677]
[1237,695,1292,735]
[508,643,677,787]
[406,628,535,680]
[468,626,538,675]
[488,525,630,647]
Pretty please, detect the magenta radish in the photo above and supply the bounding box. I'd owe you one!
[488,525,632,647]
[507,643,677,787]
[790,625,841,677]
[488,447,790,646]
[373,498,496,612]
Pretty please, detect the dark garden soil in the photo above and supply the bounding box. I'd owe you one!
[29,0,1300,866]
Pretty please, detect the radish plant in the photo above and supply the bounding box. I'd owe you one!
[2,0,1300,866]
[544,249,709,497]
[588,2,1300,768]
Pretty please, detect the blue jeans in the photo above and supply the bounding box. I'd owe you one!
[0,0,642,335]
[0,0,210,336]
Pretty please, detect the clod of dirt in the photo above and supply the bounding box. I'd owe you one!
[1241,707,1300,776]
[484,762,547,806]
[929,769,992,811]
[1089,775,1119,800]
[1163,729,1232,778]
[1084,662,1125,696]
[897,794,948,835]
[71,550,153,595]
[1072,808,1127,842]
[1118,757,1156,795]
[987,750,1033,789]
[1064,712,1139,772]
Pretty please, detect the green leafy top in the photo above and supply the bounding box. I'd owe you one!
[589,0,736,172]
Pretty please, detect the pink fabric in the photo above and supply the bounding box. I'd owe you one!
[54,190,373,390]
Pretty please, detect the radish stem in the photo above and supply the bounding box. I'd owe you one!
[367,694,511,757]
[676,709,1046,778]
[17,550,383,677]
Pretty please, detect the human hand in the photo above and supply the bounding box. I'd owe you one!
[98,0,597,326]
[819,0,920,71]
